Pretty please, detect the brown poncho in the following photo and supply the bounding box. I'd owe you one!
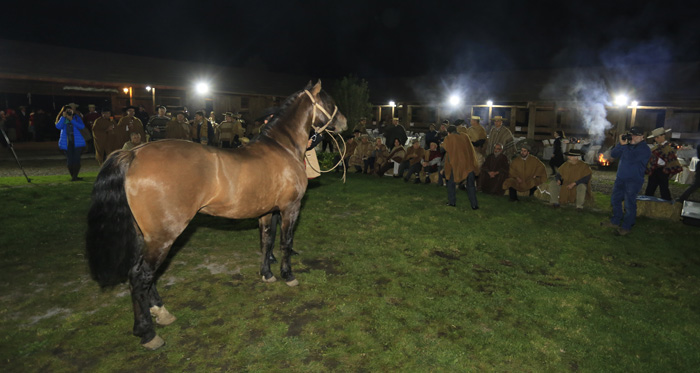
[479,153,510,195]
[502,155,547,191]
[443,133,480,183]
[557,160,593,206]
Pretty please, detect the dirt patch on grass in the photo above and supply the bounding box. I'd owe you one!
[301,257,343,275]
[433,250,460,261]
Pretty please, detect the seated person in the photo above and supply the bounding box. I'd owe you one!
[398,139,426,183]
[421,141,442,183]
[122,132,143,150]
[369,137,389,174]
[502,144,547,201]
[549,149,593,209]
[376,138,406,176]
[349,134,374,173]
[478,143,510,194]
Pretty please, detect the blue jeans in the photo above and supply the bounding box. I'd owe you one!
[611,178,643,230]
[447,172,478,208]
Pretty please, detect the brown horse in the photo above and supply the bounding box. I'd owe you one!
[86,81,346,349]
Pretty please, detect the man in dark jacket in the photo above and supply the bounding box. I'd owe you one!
[602,126,652,236]
[384,118,407,150]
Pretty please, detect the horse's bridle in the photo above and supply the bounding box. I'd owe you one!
[303,90,338,134]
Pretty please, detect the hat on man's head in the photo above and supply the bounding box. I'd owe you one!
[471,116,481,121]
[647,127,672,139]
[67,103,79,109]
[492,115,507,122]
[156,105,167,110]
[442,119,450,125]
[519,142,532,151]
[195,110,205,117]
[224,112,234,117]
[88,104,96,108]
[628,126,644,136]
[353,129,361,134]
[565,149,584,157]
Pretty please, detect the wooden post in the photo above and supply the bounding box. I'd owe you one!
[616,108,627,134]
[664,109,674,128]
[527,102,537,139]
[630,107,637,127]
[510,106,517,132]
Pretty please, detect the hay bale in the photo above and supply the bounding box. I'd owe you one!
[633,197,683,221]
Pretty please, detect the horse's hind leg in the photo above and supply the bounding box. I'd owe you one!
[280,205,301,287]
[258,213,277,282]
[129,257,164,350]
[148,281,176,326]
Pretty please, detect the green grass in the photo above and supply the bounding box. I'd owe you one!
[1,173,699,371]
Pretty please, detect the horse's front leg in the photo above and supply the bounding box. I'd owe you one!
[258,213,277,282]
[280,204,301,287]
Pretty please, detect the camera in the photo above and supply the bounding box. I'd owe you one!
[65,109,73,116]
[621,133,632,142]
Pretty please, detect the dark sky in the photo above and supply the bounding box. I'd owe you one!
[3,1,698,79]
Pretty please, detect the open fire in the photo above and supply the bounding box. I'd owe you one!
[598,153,611,166]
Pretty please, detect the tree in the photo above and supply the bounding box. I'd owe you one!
[331,75,372,136]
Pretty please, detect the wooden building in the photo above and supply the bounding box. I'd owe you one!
[368,63,700,144]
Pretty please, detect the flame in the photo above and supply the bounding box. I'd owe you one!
[598,153,611,166]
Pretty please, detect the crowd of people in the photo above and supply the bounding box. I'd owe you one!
[4,101,698,235]
[333,117,698,236]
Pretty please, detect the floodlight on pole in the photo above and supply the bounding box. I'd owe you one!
[448,94,461,107]
[145,86,152,92]
[631,100,639,108]
[486,100,493,107]
[614,94,629,107]
[196,82,210,95]
[389,100,396,107]
[123,87,129,94]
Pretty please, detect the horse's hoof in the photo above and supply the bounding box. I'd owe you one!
[142,335,165,350]
[150,306,176,326]
[262,275,277,283]
[286,279,299,287]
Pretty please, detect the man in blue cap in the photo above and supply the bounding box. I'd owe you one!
[601,126,651,236]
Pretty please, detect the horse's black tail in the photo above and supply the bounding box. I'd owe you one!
[86,150,141,287]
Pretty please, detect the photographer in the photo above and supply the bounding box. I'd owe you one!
[55,105,86,181]
[601,126,651,236]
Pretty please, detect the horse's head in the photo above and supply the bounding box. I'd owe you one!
[304,80,347,134]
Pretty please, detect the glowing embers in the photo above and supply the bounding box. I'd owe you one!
[598,153,612,167]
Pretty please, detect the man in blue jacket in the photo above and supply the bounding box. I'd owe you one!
[56,105,86,181]
[601,126,651,236]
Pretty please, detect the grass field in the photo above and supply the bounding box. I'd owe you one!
[1,172,699,372]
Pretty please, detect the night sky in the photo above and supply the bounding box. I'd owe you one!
[2,1,698,79]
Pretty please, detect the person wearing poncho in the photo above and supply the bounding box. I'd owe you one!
[486,116,515,159]
[467,116,487,155]
[443,126,480,209]
[549,149,593,209]
[479,142,510,195]
[503,144,547,201]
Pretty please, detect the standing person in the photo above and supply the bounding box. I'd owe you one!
[424,124,439,150]
[166,112,192,140]
[486,116,515,159]
[677,144,700,202]
[478,143,510,194]
[549,130,565,175]
[502,144,547,202]
[136,105,150,126]
[443,125,480,209]
[384,118,407,150]
[645,127,682,201]
[55,105,86,181]
[116,106,146,147]
[92,108,118,165]
[146,105,170,142]
[467,116,487,154]
[83,104,100,152]
[601,127,652,236]
[192,110,215,145]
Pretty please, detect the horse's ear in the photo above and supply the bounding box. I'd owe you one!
[305,80,313,90]
[311,80,322,95]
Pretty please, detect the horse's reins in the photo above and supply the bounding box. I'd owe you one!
[303,90,348,182]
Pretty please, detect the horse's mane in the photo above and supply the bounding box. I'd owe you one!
[256,90,305,139]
